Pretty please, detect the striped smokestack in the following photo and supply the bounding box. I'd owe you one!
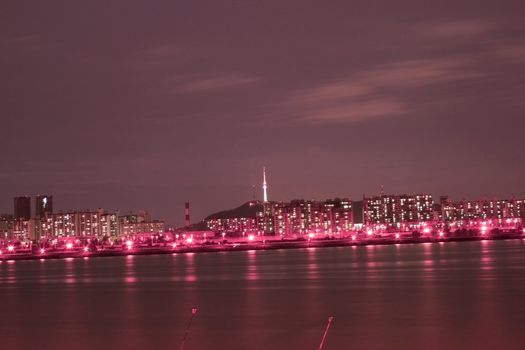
[185,202,190,229]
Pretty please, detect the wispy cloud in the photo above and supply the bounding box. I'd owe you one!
[130,44,260,93]
[284,57,480,123]
[1,34,56,52]
[354,58,480,87]
[129,44,189,70]
[3,34,39,44]
[493,43,525,63]
[299,98,408,123]
[416,19,495,39]
[179,73,260,92]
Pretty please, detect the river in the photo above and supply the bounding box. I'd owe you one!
[1,239,525,349]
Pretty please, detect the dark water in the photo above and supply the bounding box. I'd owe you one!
[2,240,525,350]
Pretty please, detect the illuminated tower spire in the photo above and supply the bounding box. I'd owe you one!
[262,167,268,203]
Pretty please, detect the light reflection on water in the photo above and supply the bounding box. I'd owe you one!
[1,240,525,349]
[246,250,259,281]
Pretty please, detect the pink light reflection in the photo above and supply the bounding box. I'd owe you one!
[125,276,137,284]
[184,252,197,282]
[185,275,197,282]
[306,246,320,282]
[246,250,259,281]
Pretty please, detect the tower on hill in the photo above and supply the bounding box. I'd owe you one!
[263,167,269,203]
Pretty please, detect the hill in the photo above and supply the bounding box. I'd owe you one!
[205,201,264,220]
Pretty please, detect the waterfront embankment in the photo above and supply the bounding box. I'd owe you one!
[1,231,523,262]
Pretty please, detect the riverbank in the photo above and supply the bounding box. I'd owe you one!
[1,232,524,262]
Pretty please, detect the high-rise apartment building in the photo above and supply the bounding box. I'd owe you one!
[364,194,435,225]
[14,196,31,220]
[35,195,53,218]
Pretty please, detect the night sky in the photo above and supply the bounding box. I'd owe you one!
[1,1,524,225]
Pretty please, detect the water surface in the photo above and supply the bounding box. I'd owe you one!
[2,240,525,349]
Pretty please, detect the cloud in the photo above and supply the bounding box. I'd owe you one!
[299,98,408,123]
[130,44,261,93]
[1,34,56,52]
[355,58,479,87]
[493,44,525,63]
[416,19,495,39]
[3,34,39,44]
[284,57,480,123]
[179,73,260,92]
[129,44,188,70]
[290,82,370,106]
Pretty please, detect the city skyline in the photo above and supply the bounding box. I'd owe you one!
[3,187,525,227]
[3,183,525,226]
[1,1,525,224]
[3,2,525,350]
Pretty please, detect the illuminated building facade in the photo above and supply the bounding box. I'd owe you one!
[119,210,152,225]
[119,221,165,236]
[207,216,258,235]
[43,211,100,237]
[118,210,164,236]
[206,201,262,236]
[441,198,525,222]
[2,194,165,241]
[364,194,435,225]
[101,212,119,237]
[271,199,353,236]
[207,199,353,236]
[0,214,14,239]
